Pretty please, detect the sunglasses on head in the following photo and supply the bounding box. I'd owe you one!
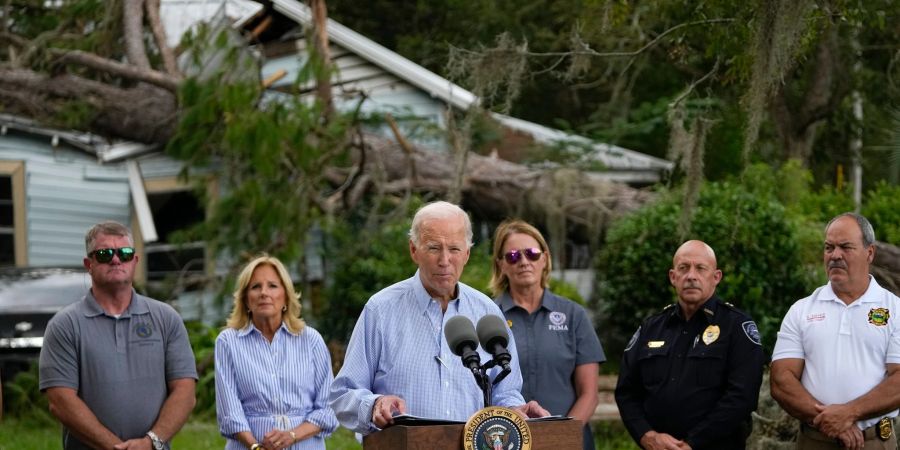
[90,247,136,263]
[502,248,543,264]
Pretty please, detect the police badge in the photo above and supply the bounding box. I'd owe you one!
[701,325,720,345]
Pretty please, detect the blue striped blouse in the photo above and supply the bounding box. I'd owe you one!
[215,323,337,450]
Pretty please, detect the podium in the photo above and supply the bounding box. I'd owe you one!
[363,418,584,450]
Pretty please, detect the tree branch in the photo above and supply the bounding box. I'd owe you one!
[145,0,180,76]
[51,49,180,92]
[453,18,736,60]
[123,0,151,69]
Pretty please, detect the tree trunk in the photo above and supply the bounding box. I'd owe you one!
[0,69,177,144]
[770,26,848,165]
[873,241,900,296]
[328,134,655,237]
[310,0,334,118]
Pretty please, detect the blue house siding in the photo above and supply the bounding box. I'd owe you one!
[0,133,132,266]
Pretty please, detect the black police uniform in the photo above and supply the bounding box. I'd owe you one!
[614,296,766,450]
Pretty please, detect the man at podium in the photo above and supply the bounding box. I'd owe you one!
[329,201,548,435]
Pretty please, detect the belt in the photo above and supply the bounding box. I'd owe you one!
[800,418,894,442]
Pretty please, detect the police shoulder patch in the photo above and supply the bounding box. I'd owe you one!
[742,321,761,346]
[624,326,641,352]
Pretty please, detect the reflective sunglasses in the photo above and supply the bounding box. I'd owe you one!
[90,247,136,263]
[502,248,543,264]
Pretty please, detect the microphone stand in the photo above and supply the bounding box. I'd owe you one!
[478,360,511,407]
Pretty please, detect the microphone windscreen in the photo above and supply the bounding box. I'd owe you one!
[476,314,509,350]
[444,315,478,356]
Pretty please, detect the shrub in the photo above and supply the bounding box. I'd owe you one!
[2,363,54,424]
[863,180,900,244]
[593,180,816,361]
[185,321,220,419]
[318,209,418,344]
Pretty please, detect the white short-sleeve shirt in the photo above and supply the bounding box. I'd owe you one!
[772,276,900,429]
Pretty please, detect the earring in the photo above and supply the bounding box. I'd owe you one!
[282,305,287,312]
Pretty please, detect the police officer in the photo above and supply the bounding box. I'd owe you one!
[615,240,766,450]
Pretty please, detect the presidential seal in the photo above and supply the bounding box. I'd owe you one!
[463,406,532,450]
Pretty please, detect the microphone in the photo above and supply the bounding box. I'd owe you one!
[476,315,513,373]
[444,315,482,376]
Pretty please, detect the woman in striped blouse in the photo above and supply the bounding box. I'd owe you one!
[215,255,337,450]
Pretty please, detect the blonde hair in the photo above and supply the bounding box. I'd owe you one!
[226,254,305,333]
[489,219,552,297]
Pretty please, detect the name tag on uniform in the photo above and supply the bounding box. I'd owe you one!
[647,341,665,348]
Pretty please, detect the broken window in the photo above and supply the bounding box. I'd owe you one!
[145,190,205,286]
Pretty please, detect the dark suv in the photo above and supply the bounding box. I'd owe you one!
[0,267,90,381]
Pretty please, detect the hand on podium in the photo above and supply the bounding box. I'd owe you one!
[372,395,407,428]
[513,400,550,419]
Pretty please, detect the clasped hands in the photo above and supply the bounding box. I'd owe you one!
[811,403,864,450]
[639,430,692,450]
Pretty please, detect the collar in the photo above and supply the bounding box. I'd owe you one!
[413,270,461,314]
[82,289,146,318]
[819,275,882,305]
[498,289,560,313]
[237,320,297,338]
[666,295,720,324]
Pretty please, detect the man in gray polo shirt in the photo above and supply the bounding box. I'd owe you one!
[39,221,197,450]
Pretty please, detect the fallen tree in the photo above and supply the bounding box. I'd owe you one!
[874,241,900,296]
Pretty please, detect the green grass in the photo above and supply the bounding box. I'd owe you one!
[0,417,362,449]
[0,417,633,449]
[0,417,61,448]
[593,421,640,449]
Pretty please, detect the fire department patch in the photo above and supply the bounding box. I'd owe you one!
[868,308,890,326]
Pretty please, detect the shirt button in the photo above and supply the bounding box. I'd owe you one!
[444,381,449,387]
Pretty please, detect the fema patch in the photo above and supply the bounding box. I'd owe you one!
[624,327,641,352]
[548,311,568,331]
[134,321,154,338]
[868,308,890,326]
[742,321,761,346]
[549,311,566,326]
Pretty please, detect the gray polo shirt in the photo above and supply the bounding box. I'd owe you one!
[39,289,197,450]
[497,289,605,415]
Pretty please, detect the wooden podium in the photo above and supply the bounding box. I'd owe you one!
[363,418,583,450]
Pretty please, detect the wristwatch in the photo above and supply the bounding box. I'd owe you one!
[146,430,165,450]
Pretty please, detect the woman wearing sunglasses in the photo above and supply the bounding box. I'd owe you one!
[489,219,606,450]
[215,255,337,450]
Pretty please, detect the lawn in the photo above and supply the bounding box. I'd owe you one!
[0,418,636,449]
[0,418,363,449]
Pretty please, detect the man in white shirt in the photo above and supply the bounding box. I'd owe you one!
[771,213,900,450]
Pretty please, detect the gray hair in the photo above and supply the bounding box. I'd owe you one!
[85,221,133,254]
[408,201,473,247]
[826,212,876,248]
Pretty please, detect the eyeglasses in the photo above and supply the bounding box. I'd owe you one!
[502,248,543,264]
[89,247,136,263]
